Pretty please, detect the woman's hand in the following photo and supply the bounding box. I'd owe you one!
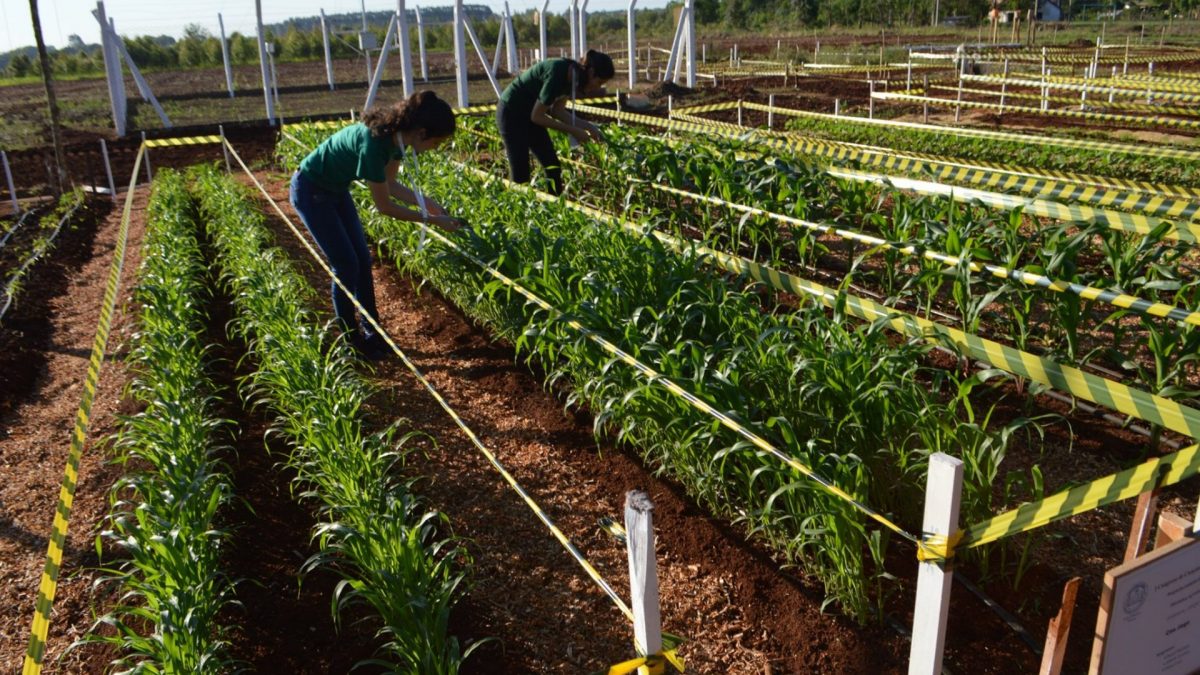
[428,214,465,231]
[421,197,448,217]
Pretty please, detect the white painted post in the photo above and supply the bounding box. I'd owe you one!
[907,453,963,675]
[364,14,397,111]
[627,0,637,89]
[922,75,929,122]
[906,51,913,92]
[140,131,152,183]
[219,125,231,174]
[219,13,235,98]
[267,43,281,116]
[539,0,550,66]
[505,3,518,74]
[491,15,506,75]
[869,80,875,119]
[767,93,774,129]
[109,22,172,128]
[662,5,687,82]
[321,10,335,91]
[814,39,820,63]
[684,0,696,88]
[667,94,672,118]
[1109,65,1117,103]
[625,491,663,661]
[93,2,126,137]
[2,152,18,215]
[834,98,840,116]
[1123,36,1130,76]
[396,0,414,97]
[954,72,963,123]
[737,100,743,127]
[701,42,705,63]
[361,0,372,82]
[255,0,276,125]
[454,0,468,107]
[96,140,117,205]
[1000,58,1009,114]
[462,16,503,99]
[579,0,589,56]
[569,0,579,60]
[415,6,428,81]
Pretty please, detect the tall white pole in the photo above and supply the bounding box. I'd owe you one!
[1,152,17,216]
[415,6,428,81]
[396,0,414,97]
[109,21,172,127]
[99,140,116,205]
[454,0,468,106]
[109,18,126,130]
[365,14,397,111]
[321,10,335,90]
[579,0,589,56]
[626,0,637,89]
[462,15,503,99]
[684,0,695,88]
[569,0,579,60]
[625,491,663,661]
[539,0,550,61]
[505,3,518,74]
[662,6,687,83]
[362,0,372,83]
[93,2,125,136]
[908,454,964,675]
[255,0,276,125]
[491,16,506,76]
[219,14,234,97]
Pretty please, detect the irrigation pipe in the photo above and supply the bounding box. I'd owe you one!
[0,200,82,323]
[0,209,35,250]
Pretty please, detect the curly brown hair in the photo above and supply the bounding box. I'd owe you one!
[362,90,455,140]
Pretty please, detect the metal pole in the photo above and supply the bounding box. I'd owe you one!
[396,0,414,97]
[255,0,276,125]
[140,131,152,183]
[321,10,335,91]
[2,152,18,215]
[767,93,774,129]
[362,0,372,83]
[219,125,231,174]
[415,7,428,81]
[579,0,589,56]
[93,2,126,137]
[569,0,578,60]
[99,140,116,205]
[539,0,550,62]
[219,13,235,98]
[627,0,638,89]
[685,0,696,88]
[454,0,468,107]
[365,15,397,111]
[505,4,518,74]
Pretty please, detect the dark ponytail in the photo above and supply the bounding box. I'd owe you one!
[362,90,456,140]
[581,49,615,80]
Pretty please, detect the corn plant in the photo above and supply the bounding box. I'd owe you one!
[191,165,474,674]
[81,170,239,672]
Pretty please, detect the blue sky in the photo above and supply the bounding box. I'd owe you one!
[2,0,671,53]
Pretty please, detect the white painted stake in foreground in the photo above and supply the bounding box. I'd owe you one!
[625,490,662,657]
[908,453,964,675]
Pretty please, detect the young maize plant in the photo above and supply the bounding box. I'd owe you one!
[81,170,238,672]
[191,165,473,674]
[278,129,1038,621]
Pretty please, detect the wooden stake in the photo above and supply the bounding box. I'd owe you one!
[1038,577,1081,675]
[907,453,964,675]
[625,490,662,658]
[1124,488,1161,562]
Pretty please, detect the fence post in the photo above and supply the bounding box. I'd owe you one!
[219,125,231,174]
[768,93,775,129]
[737,99,743,127]
[2,151,17,216]
[869,80,875,119]
[625,490,663,662]
[667,94,673,119]
[99,140,116,205]
[907,453,963,675]
[999,58,1009,114]
[922,75,929,122]
[140,131,152,183]
[834,98,840,117]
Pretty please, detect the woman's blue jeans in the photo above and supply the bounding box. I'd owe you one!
[288,171,379,337]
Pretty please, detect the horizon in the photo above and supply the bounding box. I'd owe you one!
[2,0,671,54]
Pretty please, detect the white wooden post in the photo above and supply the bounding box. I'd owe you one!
[93,2,126,137]
[462,16,503,99]
[321,10,335,90]
[140,131,152,183]
[999,58,1009,113]
[108,21,171,128]
[505,3,518,74]
[922,75,929,121]
[834,98,840,116]
[255,0,276,125]
[219,125,231,174]
[663,5,687,82]
[737,99,743,127]
[491,15,506,75]
[539,0,550,66]
[869,80,875,118]
[99,140,116,204]
[454,0,468,107]
[415,6,428,81]
[1123,36,1130,76]
[219,13,235,98]
[579,0,589,56]
[684,0,696,88]
[396,0,414,97]
[364,14,397,111]
[906,51,913,92]
[907,453,964,675]
[569,0,579,60]
[1040,46,1048,111]
[667,94,672,118]
[625,490,663,660]
[627,0,637,89]
[2,152,18,215]
[768,93,774,129]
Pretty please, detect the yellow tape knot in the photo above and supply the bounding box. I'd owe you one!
[916,530,964,563]
[606,650,685,675]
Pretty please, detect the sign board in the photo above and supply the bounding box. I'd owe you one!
[1092,536,1200,674]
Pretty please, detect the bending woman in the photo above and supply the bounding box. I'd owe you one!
[290,90,462,359]
[496,49,614,195]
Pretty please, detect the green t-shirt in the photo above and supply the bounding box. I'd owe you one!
[498,58,577,118]
[298,123,403,193]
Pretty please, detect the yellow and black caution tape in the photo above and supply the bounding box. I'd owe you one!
[22,146,145,675]
[573,102,1200,237]
[928,84,1200,118]
[961,74,1200,103]
[873,91,1200,130]
[607,649,685,675]
[142,135,222,147]
[255,136,662,649]
[970,71,1200,95]
[726,99,1200,163]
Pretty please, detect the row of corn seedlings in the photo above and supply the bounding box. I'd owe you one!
[535,124,1200,420]
[0,190,86,322]
[280,127,1044,621]
[80,170,237,671]
[191,165,474,673]
[779,113,1200,187]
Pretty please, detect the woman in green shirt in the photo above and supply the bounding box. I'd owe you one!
[290,90,463,359]
[496,50,614,195]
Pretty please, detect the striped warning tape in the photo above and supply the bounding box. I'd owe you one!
[571,103,1200,236]
[22,145,144,675]
[929,84,1200,117]
[284,97,622,132]
[142,135,222,148]
[962,74,1200,102]
[873,91,1200,130]
[732,99,1200,163]
[643,181,1200,326]
[471,161,1200,558]
[979,52,1200,64]
[265,134,657,646]
[978,71,1200,93]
